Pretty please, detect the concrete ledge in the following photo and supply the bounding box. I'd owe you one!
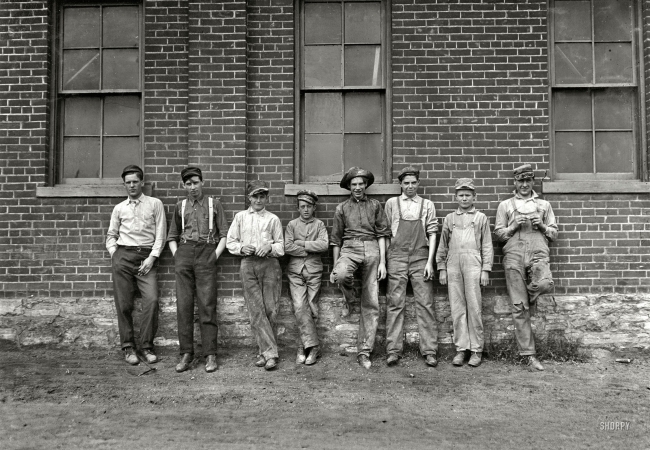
[542,181,650,194]
[285,183,401,197]
[36,184,153,198]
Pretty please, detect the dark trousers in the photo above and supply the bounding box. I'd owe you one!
[111,246,159,350]
[175,242,218,356]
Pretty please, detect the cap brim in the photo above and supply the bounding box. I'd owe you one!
[249,188,269,196]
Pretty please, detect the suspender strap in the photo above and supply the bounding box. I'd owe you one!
[208,197,214,243]
[181,199,187,231]
[397,198,403,220]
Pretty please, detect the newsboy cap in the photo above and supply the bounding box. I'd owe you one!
[513,164,535,181]
[455,178,475,191]
[397,165,420,182]
[339,167,375,190]
[296,189,318,205]
[247,179,270,196]
[121,165,143,180]
[181,166,203,183]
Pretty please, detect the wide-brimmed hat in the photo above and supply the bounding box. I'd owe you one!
[339,167,374,190]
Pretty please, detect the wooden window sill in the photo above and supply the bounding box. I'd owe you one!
[284,183,401,196]
[542,180,650,194]
[36,183,153,198]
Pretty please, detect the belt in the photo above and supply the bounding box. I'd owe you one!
[345,236,375,242]
[120,246,152,252]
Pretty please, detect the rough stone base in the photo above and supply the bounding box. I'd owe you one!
[1,294,649,352]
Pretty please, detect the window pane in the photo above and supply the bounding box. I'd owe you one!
[305,93,342,133]
[63,50,100,90]
[345,2,381,44]
[104,96,140,136]
[305,134,343,180]
[344,45,382,86]
[63,137,100,178]
[594,89,633,130]
[345,92,381,133]
[344,134,383,181]
[555,131,592,173]
[555,43,592,84]
[553,90,591,130]
[103,137,141,178]
[594,43,633,83]
[554,1,591,41]
[594,0,632,42]
[304,3,341,45]
[595,132,634,173]
[304,46,342,88]
[103,49,139,89]
[103,6,139,48]
[63,7,100,48]
[64,97,101,136]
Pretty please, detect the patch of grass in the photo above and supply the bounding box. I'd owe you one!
[484,332,590,364]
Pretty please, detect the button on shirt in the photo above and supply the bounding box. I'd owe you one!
[226,207,284,257]
[166,195,229,244]
[106,194,166,257]
[384,194,437,241]
[494,190,558,243]
[284,217,329,274]
[329,195,391,246]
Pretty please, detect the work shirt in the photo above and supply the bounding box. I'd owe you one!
[166,195,229,244]
[329,195,391,246]
[436,207,494,272]
[384,194,437,241]
[494,191,558,243]
[106,194,166,257]
[284,217,329,274]
[226,207,285,258]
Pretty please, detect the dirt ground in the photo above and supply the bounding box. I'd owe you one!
[1,343,648,450]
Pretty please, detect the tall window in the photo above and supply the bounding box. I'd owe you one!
[297,0,389,183]
[55,1,142,183]
[550,0,640,180]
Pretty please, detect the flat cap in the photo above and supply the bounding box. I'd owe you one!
[121,165,143,180]
[247,179,270,196]
[297,189,318,205]
[513,164,535,180]
[181,166,203,183]
[340,167,375,190]
[455,178,475,191]
[397,165,420,182]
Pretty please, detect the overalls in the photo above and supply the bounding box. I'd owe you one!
[385,199,438,357]
[446,212,484,353]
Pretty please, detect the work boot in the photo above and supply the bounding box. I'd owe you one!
[452,351,466,366]
[305,346,320,366]
[175,353,193,373]
[528,356,544,371]
[386,353,399,366]
[124,347,139,365]
[296,346,306,364]
[142,349,158,364]
[255,355,266,367]
[341,301,351,318]
[357,354,372,370]
[205,355,218,373]
[425,353,438,367]
[468,352,482,367]
[265,357,278,371]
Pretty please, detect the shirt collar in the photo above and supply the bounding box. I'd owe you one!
[513,190,539,200]
[456,207,476,215]
[187,194,205,206]
[299,216,315,224]
[247,206,267,215]
[349,194,368,202]
[128,194,144,204]
[400,193,420,202]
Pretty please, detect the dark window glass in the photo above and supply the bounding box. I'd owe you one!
[553,90,591,130]
[555,132,593,173]
[304,134,343,180]
[594,0,632,42]
[344,134,383,180]
[103,49,140,89]
[62,50,100,90]
[305,93,342,133]
[344,45,382,86]
[594,89,633,130]
[344,93,381,133]
[304,3,341,45]
[304,46,342,88]
[594,43,633,83]
[554,43,592,84]
[554,1,591,41]
[63,7,100,48]
[345,2,381,44]
[595,132,634,172]
[103,6,139,47]
[65,97,101,136]
[103,137,141,177]
[63,137,101,178]
[104,96,140,136]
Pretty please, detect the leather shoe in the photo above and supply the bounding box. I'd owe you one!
[305,346,320,365]
[142,349,158,364]
[386,354,399,366]
[296,347,306,364]
[357,354,371,369]
[255,355,266,367]
[468,352,482,367]
[452,351,466,366]
[205,355,218,373]
[425,354,438,367]
[341,302,351,318]
[528,356,544,371]
[175,353,193,373]
[124,347,139,365]
[264,357,278,370]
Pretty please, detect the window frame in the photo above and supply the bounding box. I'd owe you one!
[49,0,144,186]
[293,0,392,185]
[548,0,647,183]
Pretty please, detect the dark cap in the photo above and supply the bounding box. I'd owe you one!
[513,164,535,181]
[455,178,475,191]
[297,189,318,205]
[181,166,203,183]
[247,180,270,196]
[339,167,375,190]
[121,165,143,180]
[397,165,420,182]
